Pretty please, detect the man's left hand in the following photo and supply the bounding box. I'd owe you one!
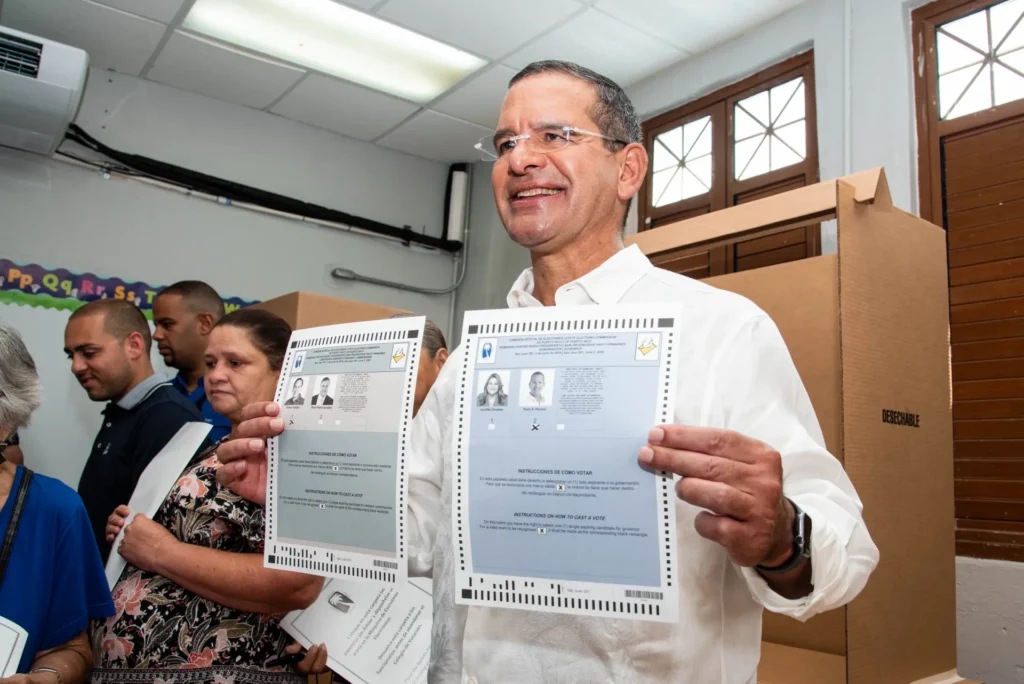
[638,425,795,568]
[118,514,179,574]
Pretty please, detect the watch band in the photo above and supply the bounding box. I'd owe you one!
[755,498,811,574]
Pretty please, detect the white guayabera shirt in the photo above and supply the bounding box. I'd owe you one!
[407,245,880,684]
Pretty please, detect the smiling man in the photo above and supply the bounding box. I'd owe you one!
[213,61,878,682]
[64,299,203,560]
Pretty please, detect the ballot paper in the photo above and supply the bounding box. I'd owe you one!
[266,316,425,585]
[280,577,431,684]
[105,421,212,590]
[454,305,682,623]
[0,616,27,677]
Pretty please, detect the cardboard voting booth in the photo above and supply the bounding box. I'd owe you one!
[629,168,967,684]
[253,291,407,330]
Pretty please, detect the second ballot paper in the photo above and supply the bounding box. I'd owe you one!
[265,316,425,585]
[454,304,682,623]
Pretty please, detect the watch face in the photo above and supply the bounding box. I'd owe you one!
[795,504,812,557]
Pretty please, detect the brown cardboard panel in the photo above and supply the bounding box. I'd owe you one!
[757,642,845,684]
[707,255,842,458]
[627,167,888,257]
[709,256,845,655]
[835,181,957,683]
[761,608,847,656]
[252,291,407,330]
[912,672,984,684]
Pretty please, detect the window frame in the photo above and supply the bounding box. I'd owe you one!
[638,50,819,235]
[914,0,1024,224]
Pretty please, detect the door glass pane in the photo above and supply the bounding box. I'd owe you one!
[937,31,986,74]
[999,20,1024,53]
[734,106,764,141]
[994,62,1024,105]
[684,117,712,158]
[775,121,807,158]
[939,0,1024,119]
[991,0,1024,47]
[771,136,803,170]
[650,115,712,208]
[733,76,806,180]
[652,167,681,207]
[774,81,805,127]
[685,155,713,195]
[940,63,987,118]
[942,10,991,53]
[653,138,678,173]
[948,64,994,118]
[681,166,707,201]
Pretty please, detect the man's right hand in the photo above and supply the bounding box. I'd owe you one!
[214,402,285,506]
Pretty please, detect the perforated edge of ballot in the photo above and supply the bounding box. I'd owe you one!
[453,305,681,623]
[265,316,424,585]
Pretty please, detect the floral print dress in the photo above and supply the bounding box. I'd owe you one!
[90,450,305,684]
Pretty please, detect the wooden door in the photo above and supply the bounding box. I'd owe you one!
[914,0,1024,562]
[946,115,1024,560]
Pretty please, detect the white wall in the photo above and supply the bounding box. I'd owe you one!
[451,162,531,344]
[1,68,459,488]
[958,558,1024,683]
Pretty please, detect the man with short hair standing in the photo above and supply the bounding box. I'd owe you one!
[214,60,879,682]
[153,280,232,442]
[65,299,203,560]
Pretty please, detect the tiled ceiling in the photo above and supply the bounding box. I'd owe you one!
[0,0,809,163]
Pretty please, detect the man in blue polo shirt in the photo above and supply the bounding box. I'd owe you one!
[152,280,232,442]
[64,299,204,560]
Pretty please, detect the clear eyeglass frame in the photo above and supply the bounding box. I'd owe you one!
[474,125,629,161]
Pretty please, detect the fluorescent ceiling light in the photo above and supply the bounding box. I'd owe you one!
[183,0,486,103]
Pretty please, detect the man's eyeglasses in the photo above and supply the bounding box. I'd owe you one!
[475,125,630,162]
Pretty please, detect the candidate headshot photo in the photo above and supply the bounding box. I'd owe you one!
[519,369,554,408]
[310,376,334,406]
[477,370,509,408]
[283,376,306,406]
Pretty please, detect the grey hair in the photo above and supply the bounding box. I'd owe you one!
[0,325,42,433]
[510,61,642,147]
[388,314,447,358]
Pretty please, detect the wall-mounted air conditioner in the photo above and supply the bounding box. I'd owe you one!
[0,24,88,157]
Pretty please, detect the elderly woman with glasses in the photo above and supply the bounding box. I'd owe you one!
[0,324,114,683]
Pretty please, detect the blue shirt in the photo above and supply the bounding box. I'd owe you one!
[0,466,115,672]
[171,373,232,443]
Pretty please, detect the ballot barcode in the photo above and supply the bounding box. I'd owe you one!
[374,560,399,570]
[624,590,663,600]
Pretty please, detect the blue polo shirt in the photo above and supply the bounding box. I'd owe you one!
[0,466,115,672]
[171,373,232,443]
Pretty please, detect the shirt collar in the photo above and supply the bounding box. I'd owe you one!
[117,372,170,410]
[173,372,205,398]
[506,244,654,309]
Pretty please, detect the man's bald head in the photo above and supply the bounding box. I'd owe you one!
[69,299,152,353]
[157,280,224,321]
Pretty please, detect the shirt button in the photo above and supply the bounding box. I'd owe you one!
[466,678,477,684]
[105,422,112,428]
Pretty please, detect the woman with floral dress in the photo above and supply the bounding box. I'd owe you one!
[92,308,324,684]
